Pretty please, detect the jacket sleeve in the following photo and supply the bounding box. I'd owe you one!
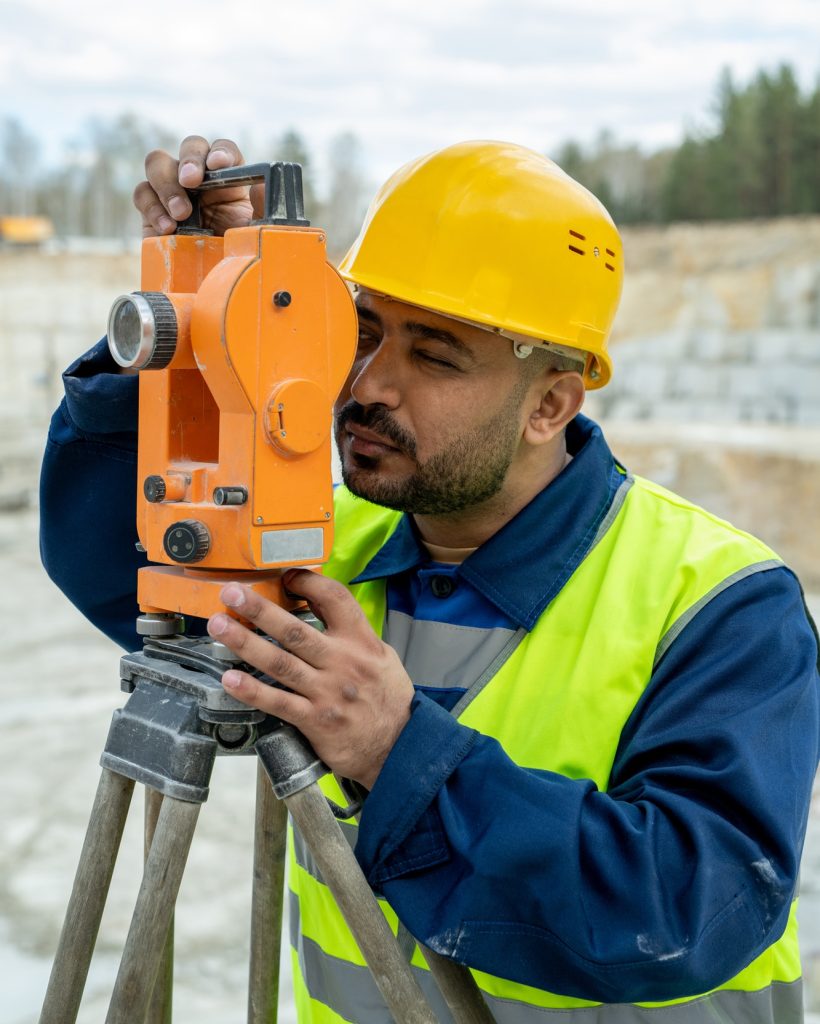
[39,339,145,651]
[354,566,820,1003]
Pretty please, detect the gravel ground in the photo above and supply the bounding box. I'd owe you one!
[1,508,295,1024]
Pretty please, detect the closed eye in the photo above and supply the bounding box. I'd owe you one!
[415,350,459,370]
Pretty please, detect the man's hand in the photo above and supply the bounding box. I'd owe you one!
[206,571,415,790]
[134,136,263,238]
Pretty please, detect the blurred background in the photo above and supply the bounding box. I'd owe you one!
[2,0,819,1020]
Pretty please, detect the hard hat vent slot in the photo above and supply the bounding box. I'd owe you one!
[605,263,615,272]
[606,248,616,257]
[569,229,587,256]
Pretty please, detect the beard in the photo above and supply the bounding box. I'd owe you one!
[334,384,529,516]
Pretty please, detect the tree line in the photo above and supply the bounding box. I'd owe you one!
[2,62,818,245]
[556,63,820,224]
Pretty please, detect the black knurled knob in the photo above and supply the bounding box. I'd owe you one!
[144,475,167,503]
[139,291,178,369]
[163,519,211,564]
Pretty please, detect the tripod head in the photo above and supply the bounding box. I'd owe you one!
[107,162,358,626]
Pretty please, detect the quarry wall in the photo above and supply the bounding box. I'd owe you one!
[1,217,818,585]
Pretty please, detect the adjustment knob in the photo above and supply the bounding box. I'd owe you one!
[163,520,210,564]
[107,291,178,370]
[144,475,166,503]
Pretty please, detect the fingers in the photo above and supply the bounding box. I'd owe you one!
[134,136,249,237]
[210,582,333,669]
[207,610,320,693]
[283,570,379,641]
[221,667,314,726]
[205,138,244,171]
[141,138,206,228]
[175,134,213,190]
[249,181,266,219]
[133,179,177,237]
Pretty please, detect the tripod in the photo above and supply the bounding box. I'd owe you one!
[38,632,494,1024]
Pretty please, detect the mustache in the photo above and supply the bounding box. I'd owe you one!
[336,401,417,457]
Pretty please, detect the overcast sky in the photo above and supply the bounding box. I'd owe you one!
[4,0,819,191]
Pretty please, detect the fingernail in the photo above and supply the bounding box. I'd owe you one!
[158,215,175,232]
[207,148,231,166]
[222,583,245,608]
[208,613,229,637]
[168,196,189,219]
[178,161,199,183]
[223,670,242,691]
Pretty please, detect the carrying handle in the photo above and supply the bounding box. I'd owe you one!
[179,161,310,233]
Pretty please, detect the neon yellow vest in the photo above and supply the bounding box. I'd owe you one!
[289,477,802,1023]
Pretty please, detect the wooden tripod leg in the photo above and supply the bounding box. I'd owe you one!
[105,795,201,1024]
[247,761,288,1024]
[144,787,174,1024]
[39,769,135,1024]
[285,784,439,1024]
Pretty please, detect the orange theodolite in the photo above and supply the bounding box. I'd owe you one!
[106,163,358,628]
[41,169,486,1024]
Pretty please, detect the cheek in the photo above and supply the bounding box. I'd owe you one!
[405,399,460,460]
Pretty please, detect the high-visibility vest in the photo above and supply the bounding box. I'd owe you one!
[289,475,802,1023]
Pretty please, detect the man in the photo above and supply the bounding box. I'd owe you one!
[41,137,819,1023]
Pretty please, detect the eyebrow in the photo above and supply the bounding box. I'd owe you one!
[355,302,474,359]
[405,321,473,357]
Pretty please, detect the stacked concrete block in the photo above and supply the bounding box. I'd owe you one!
[588,326,820,426]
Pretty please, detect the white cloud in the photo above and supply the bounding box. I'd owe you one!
[3,0,819,191]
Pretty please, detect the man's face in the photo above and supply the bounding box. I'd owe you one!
[333,291,535,516]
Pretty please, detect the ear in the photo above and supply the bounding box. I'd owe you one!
[522,372,585,447]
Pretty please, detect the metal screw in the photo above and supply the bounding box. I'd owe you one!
[324,512,331,519]
[256,516,263,524]
[273,291,292,307]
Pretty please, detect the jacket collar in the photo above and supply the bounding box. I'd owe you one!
[350,414,627,630]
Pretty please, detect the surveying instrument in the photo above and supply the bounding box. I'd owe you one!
[39,163,494,1024]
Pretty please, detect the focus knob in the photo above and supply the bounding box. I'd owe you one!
[163,520,210,564]
[108,291,178,370]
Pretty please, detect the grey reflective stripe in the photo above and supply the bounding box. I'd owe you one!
[653,559,783,670]
[293,819,358,885]
[450,627,528,719]
[588,474,634,554]
[384,611,516,690]
[446,476,633,720]
[290,891,803,1024]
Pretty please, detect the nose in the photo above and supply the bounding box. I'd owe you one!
[349,338,401,409]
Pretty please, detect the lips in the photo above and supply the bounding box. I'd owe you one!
[346,423,401,452]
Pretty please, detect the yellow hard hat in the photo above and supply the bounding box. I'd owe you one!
[338,140,623,388]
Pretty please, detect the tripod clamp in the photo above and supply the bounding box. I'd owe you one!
[106,637,362,816]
